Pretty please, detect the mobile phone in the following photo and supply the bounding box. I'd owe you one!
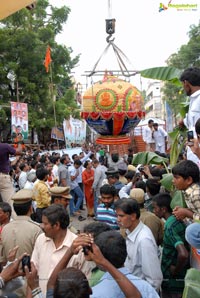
[21,255,31,273]
[187,130,194,142]
[82,246,93,256]
[138,166,144,172]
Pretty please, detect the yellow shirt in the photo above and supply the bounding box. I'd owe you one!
[33,180,51,208]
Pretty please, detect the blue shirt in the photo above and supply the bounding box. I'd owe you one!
[96,203,119,230]
[91,267,159,298]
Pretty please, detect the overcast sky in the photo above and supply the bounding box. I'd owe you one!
[51,0,200,89]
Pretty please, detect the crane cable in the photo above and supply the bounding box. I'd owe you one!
[88,0,136,77]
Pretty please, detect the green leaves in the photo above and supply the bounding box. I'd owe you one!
[160,173,174,192]
[132,152,169,167]
[170,190,187,209]
[140,66,182,86]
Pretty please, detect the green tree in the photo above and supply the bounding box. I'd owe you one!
[160,22,200,123]
[0,0,80,142]
[167,23,200,69]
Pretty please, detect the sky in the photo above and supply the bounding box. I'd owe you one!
[51,0,200,89]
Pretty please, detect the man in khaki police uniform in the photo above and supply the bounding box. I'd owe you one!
[50,186,72,208]
[0,189,42,263]
[49,186,77,234]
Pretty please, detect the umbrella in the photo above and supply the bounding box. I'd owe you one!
[0,1,36,20]
[137,117,165,126]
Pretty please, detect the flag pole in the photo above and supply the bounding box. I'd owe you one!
[49,62,59,149]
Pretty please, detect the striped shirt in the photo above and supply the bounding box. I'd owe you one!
[183,183,200,220]
[96,204,119,230]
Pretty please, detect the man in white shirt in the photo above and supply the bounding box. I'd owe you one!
[68,159,84,217]
[114,198,163,292]
[92,159,106,216]
[142,119,155,152]
[18,163,29,189]
[52,156,60,182]
[72,151,92,210]
[152,123,168,153]
[180,67,200,130]
[180,67,200,163]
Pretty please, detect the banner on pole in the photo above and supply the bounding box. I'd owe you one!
[63,117,86,147]
[11,101,28,140]
[51,127,64,141]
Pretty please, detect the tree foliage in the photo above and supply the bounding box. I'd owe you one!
[0,0,80,140]
[162,22,200,115]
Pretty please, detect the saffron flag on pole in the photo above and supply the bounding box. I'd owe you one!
[44,46,52,73]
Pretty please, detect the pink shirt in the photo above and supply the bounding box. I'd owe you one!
[31,229,93,295]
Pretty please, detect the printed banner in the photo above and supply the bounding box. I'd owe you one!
[11,101,28,140]
[63,117,86,147]
[51,127,64,141]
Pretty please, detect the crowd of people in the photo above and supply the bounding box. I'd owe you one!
[0,66,200,298]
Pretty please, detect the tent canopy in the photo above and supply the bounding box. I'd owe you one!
[137,117,165,126]
[0,1,35,20]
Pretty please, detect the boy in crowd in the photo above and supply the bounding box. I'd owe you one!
[96,184,119,230]
[152,193,190,298]
[172,160,200,221]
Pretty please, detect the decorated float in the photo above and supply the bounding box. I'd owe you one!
[81,72,145,145]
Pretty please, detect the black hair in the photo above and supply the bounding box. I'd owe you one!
[92,159,99,165]
[40,155,48,164]
[100,184,116,196]
[83,160,90,168]
[52,156,60,164]
[195,118,200,135]
[95,230,127,268]
[180,67,200,86]
[60,156,67,164]
[128,148,133,153]
[19,163,27,171]
[118,169,127,176]
[90,153,95,160]
[148,119,154,124]
[107,173,119,180]
[114,198,140,219]
[74,159,82,166]
[124,170,135,180]
[83,222,111,239]
[13,200,32,215]
[0,202,12,218]
[172,160,200,183]
[72,154,78,161]
[111,153,119,163]
[54,267,90,298]
[152,193,172,213]
[150,167,163,180]
[135,180,146,193]
[42,204,69,229]
[36,167,49,180]
[146,178,161,196]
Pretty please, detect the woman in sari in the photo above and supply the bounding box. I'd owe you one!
[82,160,94,217]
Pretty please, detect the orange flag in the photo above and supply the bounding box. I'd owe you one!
[44,46,52,73]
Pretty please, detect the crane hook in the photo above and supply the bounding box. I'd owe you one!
[106,34,115,43]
